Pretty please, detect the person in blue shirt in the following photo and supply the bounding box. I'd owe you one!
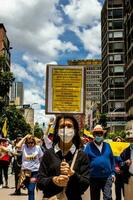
[84,125,115,200]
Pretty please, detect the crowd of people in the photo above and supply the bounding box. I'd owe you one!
[0,115,133,200]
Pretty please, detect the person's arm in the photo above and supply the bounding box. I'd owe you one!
[44,122,53,136]
[16,134,30,148]
[0,145,8,152]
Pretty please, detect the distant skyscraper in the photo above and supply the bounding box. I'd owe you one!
[10,82,24,105]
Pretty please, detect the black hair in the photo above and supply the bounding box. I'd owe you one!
[53,114,81,149]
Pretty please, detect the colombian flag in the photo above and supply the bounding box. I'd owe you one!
[2,118,8,138]
[107,141,130,156]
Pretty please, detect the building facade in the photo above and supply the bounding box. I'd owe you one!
[0,23,12,103]
[101,0,126,131]
[20,107,34,128]
[124,0,133,132]
[68,60,102,130]
[10,82,24,106]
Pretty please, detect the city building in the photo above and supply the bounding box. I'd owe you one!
[101,0,126,131]
[68,60,102,130]
[124,0,133,132]
[0,23,12,103]
[10,82,24,106]
[20,107,34,128]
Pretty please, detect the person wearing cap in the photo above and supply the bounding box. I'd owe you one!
[120,133,133,200]
[84,124,115,200]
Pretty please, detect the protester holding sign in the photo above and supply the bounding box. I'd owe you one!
[37,114,90,200]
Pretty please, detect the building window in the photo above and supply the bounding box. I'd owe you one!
[114,54,122,61]
[114,31,123,38]
[108,31,123,41]
[114,66,124,73]
[113,9,123,18]
[109,55,113,61]
[109,42,124,52]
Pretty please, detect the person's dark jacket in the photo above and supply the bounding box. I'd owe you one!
[37,148,90,200]
[120,146,131,183]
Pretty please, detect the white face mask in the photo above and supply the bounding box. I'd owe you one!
[58,127,75,143]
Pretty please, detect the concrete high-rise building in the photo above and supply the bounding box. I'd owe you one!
[68,60,102,130]
[101,0,126,131]
[10,82,24,106]
[0,23,12,103]
[20,107,34,128]
[124,0,133,132]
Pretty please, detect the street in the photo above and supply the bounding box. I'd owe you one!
[0,174,124,200]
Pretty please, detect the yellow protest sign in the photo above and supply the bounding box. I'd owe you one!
[46,65,85,114]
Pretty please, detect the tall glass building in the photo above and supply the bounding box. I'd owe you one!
[10,82,24,106]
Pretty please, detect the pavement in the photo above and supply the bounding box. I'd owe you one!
[0,174,28,200]
[1,174,124,200]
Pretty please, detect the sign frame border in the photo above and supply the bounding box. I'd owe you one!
[45,64,86,115]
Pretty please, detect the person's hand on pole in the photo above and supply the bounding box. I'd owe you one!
[52,175,69,187]
[60,159,75,177]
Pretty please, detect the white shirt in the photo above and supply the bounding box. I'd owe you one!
[21,144,43,172]
[94,142,103,153]
[54,144,76,155]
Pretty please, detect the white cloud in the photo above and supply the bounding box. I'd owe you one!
[63,0,102,27]
[34,109,55,126]
[0,0,78,62]
[11,63,35,82]
[75,24,101,56]
[22,53,58,78]
[62,0,102,57]
[24,88,44,105]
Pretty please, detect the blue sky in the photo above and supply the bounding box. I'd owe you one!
[0,0,103,125]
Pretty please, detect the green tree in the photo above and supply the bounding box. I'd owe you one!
[0,106,31,140]
[106,131,129,141]
[99,113,107,128]
[0,71,14,98]
[34,122,43,138]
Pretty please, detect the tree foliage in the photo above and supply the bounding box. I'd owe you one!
[106,131,129,141]
[34,122,43,138]
[0,106,31,140]
[0,71,14,97]
[0,55,15,111]
[98,113,107,128]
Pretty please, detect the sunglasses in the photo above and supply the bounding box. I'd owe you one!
[27,141,34,144]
